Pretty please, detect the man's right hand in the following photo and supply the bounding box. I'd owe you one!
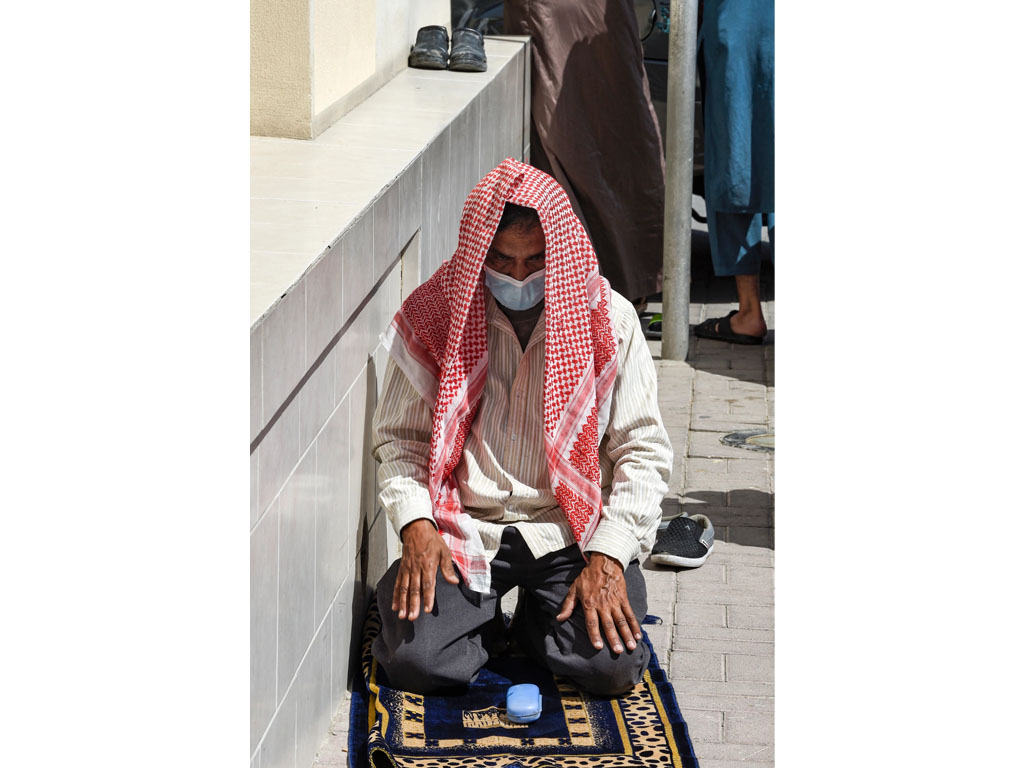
[393,519,460,621]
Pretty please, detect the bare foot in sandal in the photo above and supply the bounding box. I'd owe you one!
[696,277,767,344]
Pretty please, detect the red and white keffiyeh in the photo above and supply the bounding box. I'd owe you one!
[383,158,618,593]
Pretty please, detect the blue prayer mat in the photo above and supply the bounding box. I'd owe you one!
[348,598,700,768]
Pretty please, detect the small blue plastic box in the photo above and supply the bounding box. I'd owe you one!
[506,683,542,723]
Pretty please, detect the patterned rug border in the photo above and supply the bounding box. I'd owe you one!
[348,605,699,768]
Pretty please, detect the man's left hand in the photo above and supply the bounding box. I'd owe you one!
[555,553,642,653]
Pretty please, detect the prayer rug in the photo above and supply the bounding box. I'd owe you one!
[348,598,700,767]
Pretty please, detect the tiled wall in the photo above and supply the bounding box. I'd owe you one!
[250,41,530,768]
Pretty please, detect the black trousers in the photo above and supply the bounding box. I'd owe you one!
[372,527,649,696]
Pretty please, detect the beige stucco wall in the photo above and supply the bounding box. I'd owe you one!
[251,0,313,139]
[253,0,450,139]
[311,0,376,116]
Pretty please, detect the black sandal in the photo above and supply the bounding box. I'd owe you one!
[694,309,764,345]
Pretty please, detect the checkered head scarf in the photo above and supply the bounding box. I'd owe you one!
[383,158,618,593]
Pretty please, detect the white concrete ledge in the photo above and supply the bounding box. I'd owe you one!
[251,37,529,327]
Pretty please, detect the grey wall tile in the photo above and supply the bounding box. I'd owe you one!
[251,501,279,753]
[450,100,481,211]
[341,212,374,328]
[372,182,400,286]
[397,156,422,252]
[258,397,301,519]
[260,688,296,768]
[336,310,370,405]
[330,576,355,709]
[305,247,344,366]
[418,138,438,276]
[314,398,351,624]
[523,43,532,159]
[439,131,460,262]
[369,279,399,377]
[514,48,526,160]
[500,61,518,162]
[299,348,336,453]
[401,231,422,300]
[364,278,389,347]
[387,258,402,316]
[263,284,306,420]
[508,61,520,161]
[295,620,331,768]
[251,449,259,529]
[347,366,372,553]
[372,342,388,402]
[277,449,317,698]
[477,85,501,182]
[251,324,263,441]
[420,132,453,278]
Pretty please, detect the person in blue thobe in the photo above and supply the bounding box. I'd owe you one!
[695,0,774,344]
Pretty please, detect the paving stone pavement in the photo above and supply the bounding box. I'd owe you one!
[312,268,775,767]
[642,263,775,767]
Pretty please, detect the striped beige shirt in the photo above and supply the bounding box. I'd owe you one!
[371,289,672,570]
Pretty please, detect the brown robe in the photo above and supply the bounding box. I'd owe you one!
[505,0,667,302]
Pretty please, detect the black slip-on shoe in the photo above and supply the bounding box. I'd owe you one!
[651,514,715,568]
[409,25,449,70]
[448,27,487,72]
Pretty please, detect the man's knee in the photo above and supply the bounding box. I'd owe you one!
[372,633,486,694]
[570,647,648,696]
[371,561,488,694]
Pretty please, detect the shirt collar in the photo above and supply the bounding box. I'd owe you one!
[486,293,546,343]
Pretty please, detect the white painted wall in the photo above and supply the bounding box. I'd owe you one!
[311,0,377,116]
[310,0,449,136]
[251,0,312,138]
[253,0,449,139]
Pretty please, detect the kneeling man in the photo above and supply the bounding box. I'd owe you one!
[370,159,672,696]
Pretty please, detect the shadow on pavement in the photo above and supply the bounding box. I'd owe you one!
[654,489,774,556]
[684,489,774,549]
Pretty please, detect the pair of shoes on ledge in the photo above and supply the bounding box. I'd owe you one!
[409,25,487,72]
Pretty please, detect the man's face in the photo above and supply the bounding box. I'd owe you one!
[484,224,546,282]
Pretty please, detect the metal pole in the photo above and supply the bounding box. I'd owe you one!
[661,0,699,360]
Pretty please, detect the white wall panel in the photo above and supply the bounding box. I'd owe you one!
[257,398,301,522]
[314,399,351,623]
[277,449,317,698]
[251,501,280,753]
[295,620,332,768]
[262,283,306,421]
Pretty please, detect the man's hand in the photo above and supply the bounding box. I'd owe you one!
[556,553,642,653]
[393,519,460,621]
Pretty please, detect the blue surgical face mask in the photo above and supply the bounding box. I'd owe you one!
[483,265,545,310]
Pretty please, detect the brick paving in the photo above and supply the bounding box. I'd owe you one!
[314,264,776,767]
[642,259,775,767]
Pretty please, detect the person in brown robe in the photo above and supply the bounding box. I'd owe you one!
[504,0,667,305]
